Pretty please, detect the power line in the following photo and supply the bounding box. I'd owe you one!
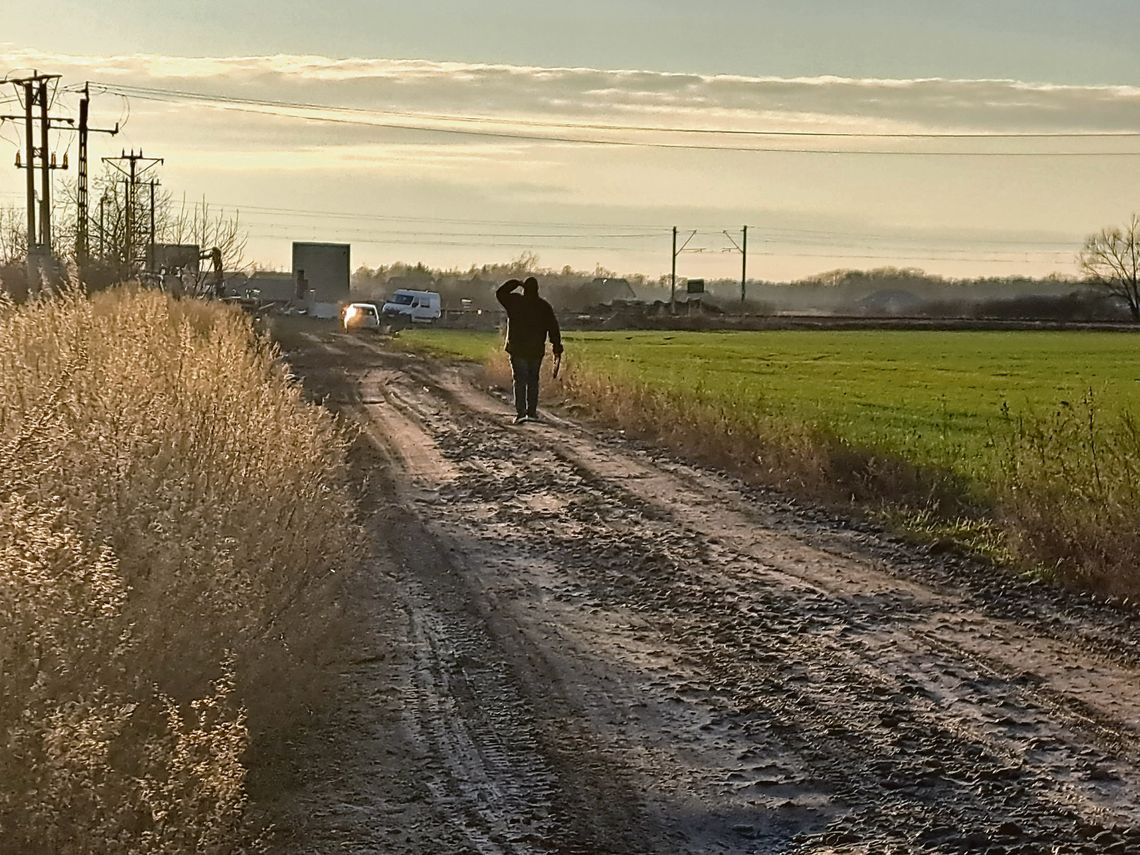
[235,224,664,240]
[204,200,1084,251]
[240,232,1070,265]
[193,200,1081,244]
[87,82,1140,157]
[203,201,667,230]
[243,232,663,253]
[0,184,1082,256]
[240,226,1073,258]
[90,82,1140,140]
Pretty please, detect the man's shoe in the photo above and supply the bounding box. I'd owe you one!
[512,415,527,425]
[525,412,540,422]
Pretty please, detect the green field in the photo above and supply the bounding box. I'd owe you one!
[401,327,1140,587]
[403,328,1139,477]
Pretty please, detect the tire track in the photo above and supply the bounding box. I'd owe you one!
[288,328,1140,854]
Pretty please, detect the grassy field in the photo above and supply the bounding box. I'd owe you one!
[400,327,1140,592]
[402,329,1139,470]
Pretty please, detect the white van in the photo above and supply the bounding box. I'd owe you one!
[382,289,442,323]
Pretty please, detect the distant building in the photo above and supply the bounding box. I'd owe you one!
[229,271,296,302]
[293,242,350,318]
[148,243,200,275]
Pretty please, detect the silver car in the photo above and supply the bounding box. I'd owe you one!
[342,302,381,332]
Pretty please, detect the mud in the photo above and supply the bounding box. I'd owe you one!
[264,323,1140,855]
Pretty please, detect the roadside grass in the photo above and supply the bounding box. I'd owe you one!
[0,287,357,852]
[398,328,1140,596]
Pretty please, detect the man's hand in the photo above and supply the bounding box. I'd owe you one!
[496,279,523,306]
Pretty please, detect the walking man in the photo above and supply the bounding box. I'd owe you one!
[496,276,564,424]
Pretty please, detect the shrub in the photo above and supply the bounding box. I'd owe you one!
[0,286,356,851]
[999,394,1140,595]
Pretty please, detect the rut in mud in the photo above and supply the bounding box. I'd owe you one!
[268,325,1140,855]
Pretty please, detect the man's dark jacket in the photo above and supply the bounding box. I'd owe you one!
[496,280,563,360]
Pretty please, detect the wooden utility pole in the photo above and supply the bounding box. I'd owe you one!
[22,80,35,255]
[77,92,89,263]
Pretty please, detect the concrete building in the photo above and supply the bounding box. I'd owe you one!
[229,271,297,302]
[293,242,350,319]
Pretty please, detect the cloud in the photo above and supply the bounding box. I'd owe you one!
[5,46,1139,137]
[2,47,1136,280]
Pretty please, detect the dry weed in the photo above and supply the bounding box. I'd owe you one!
[999,394,1140,596]
[0,286,356,851]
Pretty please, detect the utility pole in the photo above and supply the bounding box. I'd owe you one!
[22,79,35,256]
[723,225,749,308]
[75,83,119,267]
[741,225,748,306]
[102,149,163,276]
[147,179,159,273]
[38,79,51,253]
[671,226,677,311]
[671,226,697,313]
[77,92,88,263]
[5,70,68,286]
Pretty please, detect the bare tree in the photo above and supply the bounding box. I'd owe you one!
[1079,214,1140,322]
[52,167,247,294]
[162,194,248,280]
[0,207,27,266]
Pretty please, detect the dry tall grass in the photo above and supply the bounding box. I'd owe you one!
[0,286,356,852]
[999,395,1140,596]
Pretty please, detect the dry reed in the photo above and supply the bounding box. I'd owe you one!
[0,286,357,852]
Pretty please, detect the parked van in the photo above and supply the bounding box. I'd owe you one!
[382,289,442,323]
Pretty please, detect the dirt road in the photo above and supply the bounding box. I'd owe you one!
[268,325,1140,855]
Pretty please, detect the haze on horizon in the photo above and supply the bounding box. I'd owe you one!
[2,1,1139,282]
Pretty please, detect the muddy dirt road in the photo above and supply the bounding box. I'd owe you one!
[270,325,1140,854]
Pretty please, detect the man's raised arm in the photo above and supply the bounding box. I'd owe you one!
[496,278,522,307]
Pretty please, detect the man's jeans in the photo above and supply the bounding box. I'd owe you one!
[510,355,543,417]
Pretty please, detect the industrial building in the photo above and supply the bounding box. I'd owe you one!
[293,241,350,319]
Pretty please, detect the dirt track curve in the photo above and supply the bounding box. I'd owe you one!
[268,325,1140,855]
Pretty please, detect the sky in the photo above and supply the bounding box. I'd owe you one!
[2,1,1139,281]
